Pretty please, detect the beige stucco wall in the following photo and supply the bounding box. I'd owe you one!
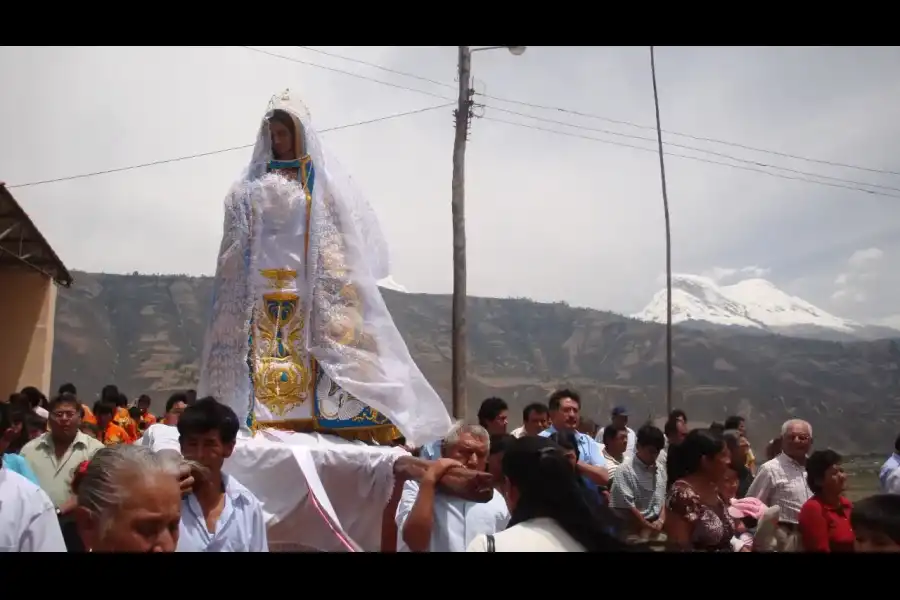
[0,269,57,395]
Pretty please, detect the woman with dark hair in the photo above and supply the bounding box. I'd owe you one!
[0,402,39,483]
[548,430,580,466]
[664,428,737,551]
[722,429,754,498]
[798,449,854,552]
[466,436,627,552]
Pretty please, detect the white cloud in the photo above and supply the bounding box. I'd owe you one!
[702,265,771,283]
[848,247,884,268]
[833,247,885,306]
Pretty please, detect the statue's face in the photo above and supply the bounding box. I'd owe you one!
[270,119,294,160]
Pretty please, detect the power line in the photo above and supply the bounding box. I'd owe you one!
[239,46,453,102]
[481,105,900,193]
[288,45,900,177]
[296,45,454,90]
[6,103,452,190]
[481,115,900,200]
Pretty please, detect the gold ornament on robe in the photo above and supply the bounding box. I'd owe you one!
[252,268,313,417]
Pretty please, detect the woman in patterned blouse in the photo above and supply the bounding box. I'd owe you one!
[664,428,738,551]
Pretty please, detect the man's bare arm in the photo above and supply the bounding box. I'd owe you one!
[393,455,493,503]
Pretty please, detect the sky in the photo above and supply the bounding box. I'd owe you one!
[2,46,899,327]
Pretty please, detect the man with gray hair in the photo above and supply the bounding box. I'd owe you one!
[395,422,510,552]
[746,419,813,551]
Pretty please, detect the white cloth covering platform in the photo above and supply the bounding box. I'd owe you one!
[139,423,406,551]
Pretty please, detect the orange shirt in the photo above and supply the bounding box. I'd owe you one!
[81,403,96,423]
[99,422,133,446]
[114,407,139,440]
[140,412,157,429]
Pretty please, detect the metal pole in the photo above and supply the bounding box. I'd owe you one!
[451,46,472,421]
[650,46,674,416]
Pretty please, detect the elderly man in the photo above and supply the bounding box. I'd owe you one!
[541,389,609,492]
[746,419,813,552]
[396,423,510,552]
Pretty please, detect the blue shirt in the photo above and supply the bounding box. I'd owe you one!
[177,473,269,552]
[2,453,39,485]
[540,426,607,491]
[880,453,900,491]
[420,439,442,461]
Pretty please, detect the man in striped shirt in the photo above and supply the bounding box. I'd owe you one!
[746,419,813,552]
[610,425,667,539]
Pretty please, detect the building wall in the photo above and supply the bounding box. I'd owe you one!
[0,269,57,396]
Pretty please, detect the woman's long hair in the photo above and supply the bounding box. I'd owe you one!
[502,435,626,552]
[667,428,725,485]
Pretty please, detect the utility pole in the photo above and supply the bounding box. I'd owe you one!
[451,45,473,421]
[650,46,674,416]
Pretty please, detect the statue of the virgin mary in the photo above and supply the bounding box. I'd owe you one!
[194,90,456,550]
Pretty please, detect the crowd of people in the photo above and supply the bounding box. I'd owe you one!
[2,381,900,553]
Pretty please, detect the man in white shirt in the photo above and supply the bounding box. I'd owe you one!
[746,419,813,552]
[596,406,636,455]
[879,433,900,493]
[600,423,628,480]
[174,398,268,552]
[0,467,67,552]
[510,403,549,439]
[885,466,900,495]
[396,422,509,552]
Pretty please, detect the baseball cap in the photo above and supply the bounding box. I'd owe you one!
[611,406,628,417]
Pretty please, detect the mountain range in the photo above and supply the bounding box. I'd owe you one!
[49,271,900,454]
[633,273,900,342]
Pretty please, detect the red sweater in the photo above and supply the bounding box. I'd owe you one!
[798,495,854,552]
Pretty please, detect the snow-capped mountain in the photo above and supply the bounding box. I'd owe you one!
[377,275,409,293]
[632,274,899,341]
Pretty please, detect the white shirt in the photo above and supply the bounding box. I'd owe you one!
[136,423,181,453]
[602,449,624,480]
[746,452,811,524]
[0,468,67,552]
[596,426,636,455]
[510,426,526,439]
[177,473,268,552]
[395,480,509,552]
[467,517,585,552]
[885,467,900,495]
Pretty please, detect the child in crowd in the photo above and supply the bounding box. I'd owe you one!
[720,465,779,552]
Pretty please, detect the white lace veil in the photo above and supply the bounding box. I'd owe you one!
[199,91,451,447]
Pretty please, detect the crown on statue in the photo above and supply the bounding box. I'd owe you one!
[267,88,311,123]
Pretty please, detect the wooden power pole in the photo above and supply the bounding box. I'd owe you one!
[451,46,472,421]
[650,46,674,416]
